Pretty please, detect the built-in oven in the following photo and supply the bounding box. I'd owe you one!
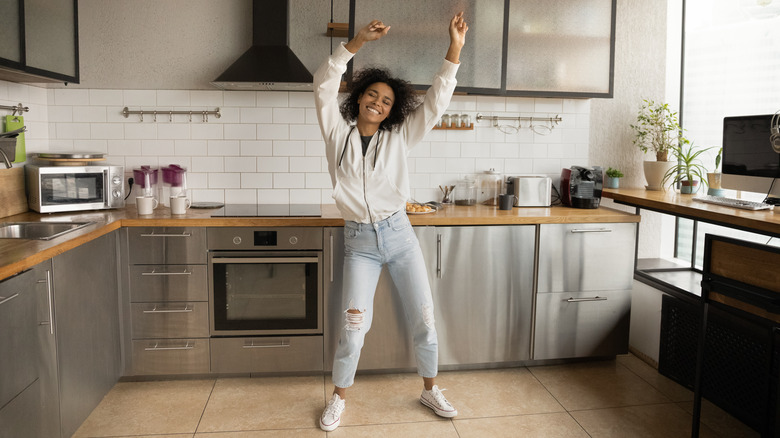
[207,227,323,337]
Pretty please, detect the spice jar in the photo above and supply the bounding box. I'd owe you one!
[477,168,503,206]
[454,175,477,206]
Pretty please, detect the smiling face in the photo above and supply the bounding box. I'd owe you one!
[357,82,395,128]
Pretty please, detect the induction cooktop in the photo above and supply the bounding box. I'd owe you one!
[210,204,322,217]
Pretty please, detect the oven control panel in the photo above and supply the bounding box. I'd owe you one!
[207,227,323,251]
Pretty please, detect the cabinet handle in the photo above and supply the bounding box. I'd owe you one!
[242,340,290,348]
[141,269,191,276]
[144,341,193,351]
[566,296,608,302]
[143,305,192,313]
[0,293,19,306]
[570,228,612,233]
[38,270,54,335]
[140,232,192,237]
[436,234,442,278]
[329,232,334,282]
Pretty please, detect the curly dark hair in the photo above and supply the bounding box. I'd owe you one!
[340,67,420,131]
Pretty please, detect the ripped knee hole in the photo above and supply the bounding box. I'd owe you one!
[345,307,364,331]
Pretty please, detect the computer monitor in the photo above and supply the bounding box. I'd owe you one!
[721,114,780,198]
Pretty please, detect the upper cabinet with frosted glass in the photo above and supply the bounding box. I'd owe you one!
[0,0,79,84]
[349,0,615,98]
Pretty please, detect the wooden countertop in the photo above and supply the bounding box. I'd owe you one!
[0,203,638,281]
[603,188,780,237]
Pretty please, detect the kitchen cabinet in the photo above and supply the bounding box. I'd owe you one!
[33,260,59,438]
[122,227,210,376]
[52,232,121,438]
[0,268,39,438]
[323,225,535,371]
[0,0,79,83]
[534,222,636,360]
[350,0,614,97]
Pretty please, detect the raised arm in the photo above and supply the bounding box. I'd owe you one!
[344,20,391,54]
[445,12,468,64]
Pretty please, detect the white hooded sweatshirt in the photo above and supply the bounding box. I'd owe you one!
[313,42,459,224]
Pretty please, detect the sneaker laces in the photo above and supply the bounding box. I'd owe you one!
[431,387,452,408]
[323,395,345,418]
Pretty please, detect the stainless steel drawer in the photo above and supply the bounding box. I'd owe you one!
[210,336,324,374]
[131,339,210,375]
[533,290,631,360]
[0,379,40,438]
[537,223,637,293]
[0,270,37,409]
[128,227,207,264]
[130,302,209,339]
[129,264,208,302]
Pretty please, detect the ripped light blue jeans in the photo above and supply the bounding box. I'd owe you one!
[331,210,438,388]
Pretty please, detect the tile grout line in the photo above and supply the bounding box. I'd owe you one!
[525,365,594,438]
[192,378,218,435]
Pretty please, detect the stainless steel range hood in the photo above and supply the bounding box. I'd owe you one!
[211,0,313,91]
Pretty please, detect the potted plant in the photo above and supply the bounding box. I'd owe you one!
[605,167,624,189]
[662,142,713,194]
[630,99,688,190]
[706,147,725,196]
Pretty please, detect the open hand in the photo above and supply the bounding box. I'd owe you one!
[449,12,468,49]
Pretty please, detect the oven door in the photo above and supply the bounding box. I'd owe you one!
[37,170,108,212]
[209,251,322,336]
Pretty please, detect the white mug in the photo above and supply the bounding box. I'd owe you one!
[136,196,158,215]
[170,196,191,215]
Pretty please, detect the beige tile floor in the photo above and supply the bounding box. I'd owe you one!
[73,354,759,438]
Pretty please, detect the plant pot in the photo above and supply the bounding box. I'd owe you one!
[605,176,620,189]
[679,180,700,194]
[706,172,725,196]
[643,160,674,191]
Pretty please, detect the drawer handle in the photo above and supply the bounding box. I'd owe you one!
[140,232,192,237]
[242,340,290,348]
[570,228,612,233]
[144,341,194,351]
[566,296,608,302]
[143,306,192,313]
[141,269,192,276]
[0,293,19,306]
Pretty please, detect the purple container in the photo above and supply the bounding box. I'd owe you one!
[162,165,186,187]
[133,167,158,188]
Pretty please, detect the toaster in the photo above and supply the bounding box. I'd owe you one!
[511,175,552,207]
[560,166,603,209]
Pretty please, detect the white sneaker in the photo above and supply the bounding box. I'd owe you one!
[319,393,346,431]
[420,385,458,418]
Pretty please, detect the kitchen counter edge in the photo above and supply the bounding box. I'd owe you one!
[0,204,638,281]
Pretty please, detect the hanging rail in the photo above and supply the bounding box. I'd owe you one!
[475,113,562,124]
[122,107,221,122]
[0,103,29,115]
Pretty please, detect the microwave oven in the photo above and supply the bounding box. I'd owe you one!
[25,164,126,213]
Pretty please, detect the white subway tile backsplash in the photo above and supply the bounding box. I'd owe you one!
[4,80,591,204]
[54,89,90,106]
[273,140,304,157]
[123,90,157,106]
[240,107,273,123]
[89,89,123,106]
[241,140,273,156]
[208,173,241,189]
[257,123,289,140]
[290,157,321,173]
[224,91,256,107]
[208,140,240,156]
[175,139,208,156]
[225,156,256,172]
[273,108,305,124]
[258,156,289,172]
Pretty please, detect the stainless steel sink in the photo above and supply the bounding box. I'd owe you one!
[0,221,95,240]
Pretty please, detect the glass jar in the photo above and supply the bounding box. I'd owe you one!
[477,168,503,206]
[454,175,477,206]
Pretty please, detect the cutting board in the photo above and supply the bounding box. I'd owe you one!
[0,167,28,218]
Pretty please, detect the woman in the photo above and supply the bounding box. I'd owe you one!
[313,12,468,432]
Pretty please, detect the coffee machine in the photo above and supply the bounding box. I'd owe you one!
[560,166,603,209]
